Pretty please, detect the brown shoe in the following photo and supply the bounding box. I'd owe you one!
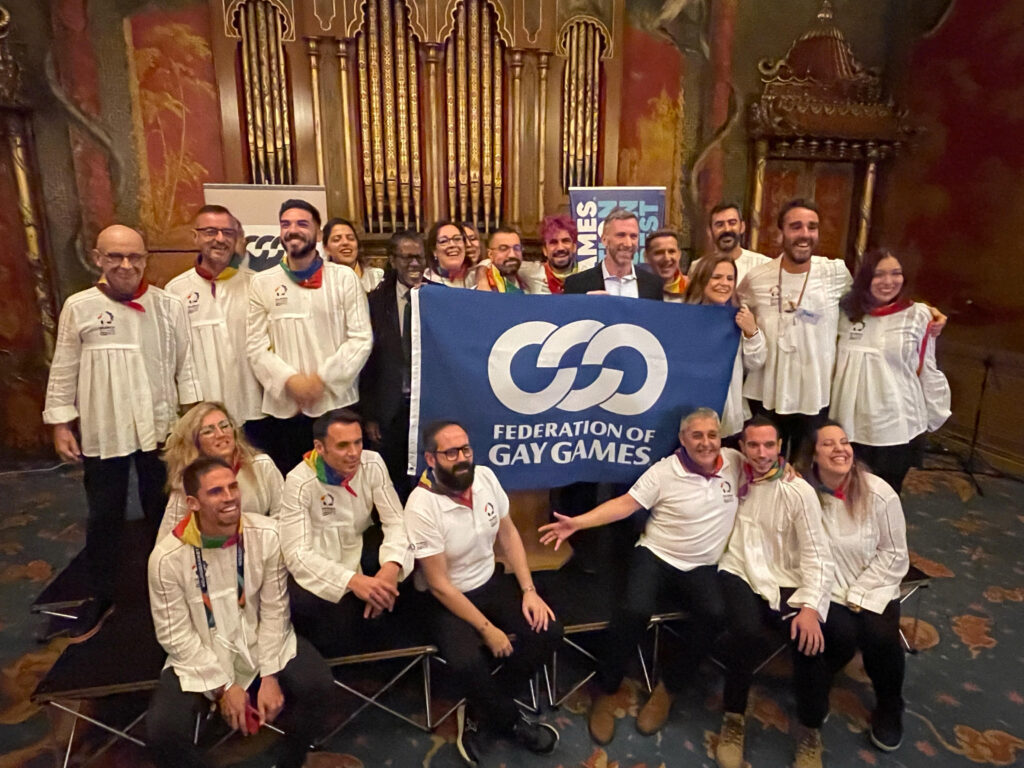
[792,727,824,768]
[588,690,620,745]
[636,681,675,735]
[715,712,746,768]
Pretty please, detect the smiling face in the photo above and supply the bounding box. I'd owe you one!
[488,231,523,277]
[741,424,781,475]
[542,228,576,271]
[601,217,640,270]
[462,224,482,264]
[93,225,148,297]
[646,235,681,280]
[325,222,359,267]
[434,224,466,273]
[703,261,737,304]
[280,207,320,261]
[315,420,364,478]
[870,255,905,306]
[196,409,235,463]
[193,211,237,274]
[814,424,854,480]
[188,466,241,536]
[779,206,819,266]
[680,416,721,472]
[392,238,426,288]
[709,207,745,254]
[425,424,475,491]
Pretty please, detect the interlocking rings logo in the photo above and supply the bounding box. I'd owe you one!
[487,320,668,416]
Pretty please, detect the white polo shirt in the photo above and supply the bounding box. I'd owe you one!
[404,465,508,593]
[629,448,745,572]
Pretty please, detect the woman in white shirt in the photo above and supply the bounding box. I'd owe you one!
[158,402,283,540]
[323,217,384,293]
[809,421,909,754]
[683,254,766,439]
[831,249,950,492]
[424,220,479,288]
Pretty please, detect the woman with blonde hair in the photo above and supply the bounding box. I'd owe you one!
[684,254,765,438]
[158,401,284,539]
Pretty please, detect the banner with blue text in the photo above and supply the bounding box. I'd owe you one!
[569,186,666,270]
[409,288,739,490]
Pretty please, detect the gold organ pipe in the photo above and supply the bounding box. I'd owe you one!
[468,0,481,226]
[368,0,386,231]
[589,25,601,184]
[273,8,292,182]
[408,28,423,229]
[581,24,593,185]
[337,41,359,220]
[425,44,443,225]
[481,10,492,231]
[445,42,456,219]
[538,53,548,218]
[306,38,325,185]
[510,49,523,226]
[566,25,579,188]
[573,23,586,186]
[238,4,258,182]
[492,35,502,225]
[380,0,398,230]
[255,2,279,180]
[395,2,411,229]
[456,3,469,223]
[244,5,267,182]
[560,31,569,191]
[357,35,375,229]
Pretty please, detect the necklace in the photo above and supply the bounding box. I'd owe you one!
[777,258,811,313]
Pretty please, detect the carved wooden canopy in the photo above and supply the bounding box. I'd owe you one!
[748,1,913,159]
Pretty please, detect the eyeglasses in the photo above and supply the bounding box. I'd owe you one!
[394,252,426,263]
[198,419,233,438]
[195,227,238,239]
[490,244,523,255]
[98,252,147,266]
[436,235,465,247]
[432,445,473,461]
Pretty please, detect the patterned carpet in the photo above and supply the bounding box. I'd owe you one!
[0,451,1022,768]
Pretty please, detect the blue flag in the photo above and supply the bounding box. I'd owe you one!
[409,287,739,490]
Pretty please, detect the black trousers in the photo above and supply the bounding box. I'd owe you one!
[248,414,314,475]
[852,436,925,494]
[425,572,563,732]
[598,549,725,694]
[823,600,904,711]
[82,450,166,602]
[374,398,413,503]
[748,402,829,466]
[147,636,334,768]
[719,572,830,728]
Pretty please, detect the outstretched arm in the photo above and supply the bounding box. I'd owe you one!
[538,493,641,550]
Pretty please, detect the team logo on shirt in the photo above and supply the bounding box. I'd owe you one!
[849,321,865,340]
[720,480,734,503]
[274,284,288,306]
[186,291,200,313]
[320,492,335,515]
[484,502,498,527]
[97,310,115,336]
[487,320,667,416]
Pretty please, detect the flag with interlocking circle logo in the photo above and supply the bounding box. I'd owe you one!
[408,287,739,489]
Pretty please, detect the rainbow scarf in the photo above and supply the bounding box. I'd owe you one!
[303,449,357,497]
[675,446,723,479]
[738,456,787,499]
[485,263,526,293]
[663,270,687,298]
[281,255,324,288]
[417,468,473,508]
[810,465,848,501]
[96,276,148,312]
[543,262,576,294]
[195,253,241,297]
[173,511,245,624]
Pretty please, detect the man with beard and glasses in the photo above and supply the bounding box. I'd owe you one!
[689,203,769,284]
[476,226,531,293]
[564,207,663,299]
[247,199,372,474]
[360,231,427,500]
[165,205,266,437]
[405,421,563,766]
[644,228,690,302]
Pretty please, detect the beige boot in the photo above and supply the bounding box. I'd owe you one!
[588,689,621,745]
[792,727,824,768]
[636,681,675,735]
[715,712,746,768]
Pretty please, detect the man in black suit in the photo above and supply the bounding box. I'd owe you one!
[559,208,662,583]
[563,207,664,300]
[360,230,426,501]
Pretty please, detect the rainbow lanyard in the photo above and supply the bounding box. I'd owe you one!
[193,535,245,631]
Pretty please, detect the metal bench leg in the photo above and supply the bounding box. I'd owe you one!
[49,701,146,748]
[62,711,78,768]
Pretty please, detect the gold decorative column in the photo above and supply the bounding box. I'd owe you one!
[336,40,360,220]
[855,144,879,268]
[748,139,768,252]
[510,49,524,226]
[537,52,548,220]
[423,43,445,224]
[306,38,325,185]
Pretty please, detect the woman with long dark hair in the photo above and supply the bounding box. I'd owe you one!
[323,218,384,293]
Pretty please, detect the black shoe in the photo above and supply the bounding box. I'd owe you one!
[67,598,114,644]
[456,704,484,766]
[870,706,903,751]
[512,712,559,755]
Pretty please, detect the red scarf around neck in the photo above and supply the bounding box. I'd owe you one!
[96,276,148,312]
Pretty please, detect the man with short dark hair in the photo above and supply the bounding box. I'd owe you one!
[644,228,688,302]
[689,203,769,284]
[564,207,663,299]
[278,408,412,656]
[247,199,372,473]
[165,205,265,432]
[43,224,202,640]
[360,230,426,499]
[405,421,563,765]
[147,458,334,768]
[477,226,530,293]
[715,415,835,768]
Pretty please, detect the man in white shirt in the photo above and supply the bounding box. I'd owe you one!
[165,205,264,431]
[405,421,562,765]
[644,228,689,302]
[737,198,851,462]
[278,408,412,657]
[688,202,770,285]
[539,408,742,743]
[715,415,835,768]
[147,457,333,768]
[247,199,373,474]
[43,224,201,640]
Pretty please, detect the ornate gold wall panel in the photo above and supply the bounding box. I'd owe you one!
[557,16,608,191]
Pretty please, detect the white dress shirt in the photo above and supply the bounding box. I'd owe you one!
[601,260,640,298]
[359,265,385,294]
[278,450,412,603]
[43,286,202,459]
[247,261,372,418]
[721,330,767,437]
